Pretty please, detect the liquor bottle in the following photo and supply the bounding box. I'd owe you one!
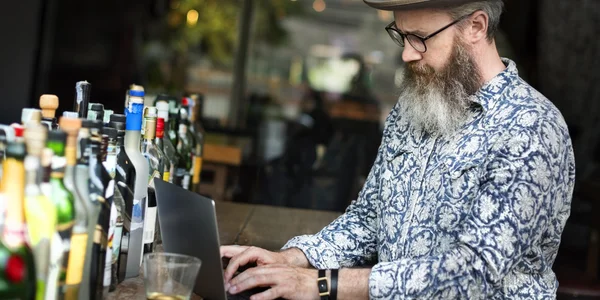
[45,130,73,300]
[156,101,177,183]
[77,120,102,300]
[185,95,205,193]
[141,107,164,255]
[74,81,91,119]
[175,108,193,190]
[23,123,57,300]
[39,95,59,130]
[63,122,92,300]
[155,118,171,183]
[122,86,149,278]
[57,116,81,299]
[110,114,134,284]
[100,127,124,293]
[85,122,112,300]
[0,142,37,299]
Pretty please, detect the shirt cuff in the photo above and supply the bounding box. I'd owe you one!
[281,235,341,269]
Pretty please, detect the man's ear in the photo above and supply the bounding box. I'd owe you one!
[466,10,489,43]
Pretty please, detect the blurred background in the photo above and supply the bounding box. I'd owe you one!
[0,0,599,296]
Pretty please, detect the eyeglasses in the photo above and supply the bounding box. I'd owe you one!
[385,13,472,53]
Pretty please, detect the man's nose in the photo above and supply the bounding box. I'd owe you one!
[402,41,422,63]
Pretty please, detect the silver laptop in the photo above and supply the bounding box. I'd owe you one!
[154,178,262,300]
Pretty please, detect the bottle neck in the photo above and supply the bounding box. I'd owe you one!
[25,156,40,188]
[1,157,27,247]
[51,149,67,179]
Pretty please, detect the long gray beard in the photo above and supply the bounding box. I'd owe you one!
[398,41,482,136]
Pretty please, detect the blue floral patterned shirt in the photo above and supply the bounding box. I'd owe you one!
[282,58,575,299]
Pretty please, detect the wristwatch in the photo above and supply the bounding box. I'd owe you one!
[317,269,329,300]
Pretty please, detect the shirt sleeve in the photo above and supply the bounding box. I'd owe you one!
[369,119,575,299]
[279,102,405,269]
[281,143,383,269]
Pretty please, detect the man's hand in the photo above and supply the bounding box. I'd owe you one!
[221,245,292,284]
[227,264,319,300]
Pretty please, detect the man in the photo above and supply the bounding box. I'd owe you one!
[221,0,575,299]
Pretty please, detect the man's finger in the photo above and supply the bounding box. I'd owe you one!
[228,267,278,295]
[223,247,264,283]
[249,286,282,300]
[220,245,248,258]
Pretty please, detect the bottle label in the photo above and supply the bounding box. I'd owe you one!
[45,233,63,300]
[131,198,144,231]
[104,202,118,287]
[104,154,117,178]
[183,175,191,190]
[143,207,157,244]
[112,223,123,264]
[192,157,203,184]
[66,233,88,284]
[163,171,170,183]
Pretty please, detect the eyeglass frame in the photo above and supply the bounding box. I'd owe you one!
[385,13,473,53]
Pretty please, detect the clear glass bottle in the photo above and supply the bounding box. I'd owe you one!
[24,123,57,300]
[122,86,149,278]
[156,101,178,184]
[140,108,164,255]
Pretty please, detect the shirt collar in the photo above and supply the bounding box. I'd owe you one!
[470,58,518,112]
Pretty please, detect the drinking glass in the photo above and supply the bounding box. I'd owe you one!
[143,252,202,300]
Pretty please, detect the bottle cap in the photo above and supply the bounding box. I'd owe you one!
[125,102,144,131]
[82,119,103,130]
[156,118,165,138]
[89,103,104,111]
[102,127,118,139]
[144,106,158,119]
[39,94,59,119]
[110,113,127,123]
[156,101,169,121]
[21,108,42,125]
[62,111,79,118]
[58,116,82,133]
[11,123,24,138]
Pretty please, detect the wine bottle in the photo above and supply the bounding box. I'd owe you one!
[57,116,81,299]
[24,123,57,300]
[85,122,112,300]
[76,120,103,300]
[156,101,178,183]
[141,108,164,255]
[45,130,73,300]
[0,142,37,299]
[100,127,123,294]
[63,122,91,300]
[185,95,205,193]
[110,114,134,284]
[175,108,193,191]
[123,86,149,278]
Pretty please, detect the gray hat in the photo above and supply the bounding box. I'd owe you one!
[363,0,479,11]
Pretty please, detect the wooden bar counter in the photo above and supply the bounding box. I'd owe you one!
[107,201,342,299]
